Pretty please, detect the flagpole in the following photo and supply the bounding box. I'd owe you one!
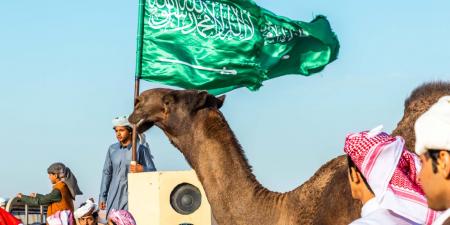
[132,0,146,162]
[131,78,140,162]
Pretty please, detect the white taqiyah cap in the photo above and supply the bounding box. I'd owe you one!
[415,96,450,155]
[112,115,131,128]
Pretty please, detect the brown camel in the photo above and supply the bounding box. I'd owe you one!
[129,81,450,225]
[129,88,359,225]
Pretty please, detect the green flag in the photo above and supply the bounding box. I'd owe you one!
[137,0,339,94]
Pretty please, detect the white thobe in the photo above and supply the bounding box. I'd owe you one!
[432,209,450,225]
[349,198,420,225]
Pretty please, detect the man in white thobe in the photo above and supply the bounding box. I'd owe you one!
[415,96,450,225]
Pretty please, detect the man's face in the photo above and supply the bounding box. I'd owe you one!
[347,167,373,202]
[78,215,96,225]
[114,126,131,143]
[348,168,359,199]
[418,153,447,210]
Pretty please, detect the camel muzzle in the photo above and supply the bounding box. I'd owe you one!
[135,119,155,134]
[129,115,155,134]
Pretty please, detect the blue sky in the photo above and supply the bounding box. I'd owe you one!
[0,0,449,203]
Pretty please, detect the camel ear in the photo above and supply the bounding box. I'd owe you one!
[194,91,210,110]
[195,91,225,110]
[216,95,225,109]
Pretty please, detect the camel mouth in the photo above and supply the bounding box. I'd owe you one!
[135,118,154,134]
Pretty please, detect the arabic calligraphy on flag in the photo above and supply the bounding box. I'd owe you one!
[139,0,339,94]
[147,0,256,41]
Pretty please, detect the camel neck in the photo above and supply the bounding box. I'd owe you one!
[173,110,283,224]
[160,108,361,225]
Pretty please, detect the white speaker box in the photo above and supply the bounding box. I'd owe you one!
[128,170,216,225]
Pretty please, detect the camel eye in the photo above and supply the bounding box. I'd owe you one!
[134,97,141,107]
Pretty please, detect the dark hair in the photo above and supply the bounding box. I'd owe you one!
[425,149,450,174]
[347,156,374,194]
[47,162,65,178]
[113,126,133,133]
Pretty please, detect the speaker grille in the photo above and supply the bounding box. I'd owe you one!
[170,183,202,215]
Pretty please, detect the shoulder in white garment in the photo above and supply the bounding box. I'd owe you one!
[349,198,420,225]
[432,208,450,225]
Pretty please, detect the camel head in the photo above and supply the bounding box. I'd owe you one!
[392,81,450,151]
[129,88,225,135]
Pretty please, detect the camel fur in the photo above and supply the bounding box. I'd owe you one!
[392,81,450,151]
[129,88,358,225]
[128,81,450,225]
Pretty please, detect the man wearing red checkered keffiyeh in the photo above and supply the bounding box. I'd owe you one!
[344,125,439,225]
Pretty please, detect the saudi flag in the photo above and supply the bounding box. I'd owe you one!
[136,0,339,94]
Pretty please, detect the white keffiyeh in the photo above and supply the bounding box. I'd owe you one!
[74,199,98,219]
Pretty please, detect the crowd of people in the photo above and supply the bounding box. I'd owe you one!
[4,93,450,225]
[13,116,156,225]
[344,95,450,225]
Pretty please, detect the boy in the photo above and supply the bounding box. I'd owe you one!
[17,163,82,220]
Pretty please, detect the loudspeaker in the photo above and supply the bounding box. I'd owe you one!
[128,170,216,225]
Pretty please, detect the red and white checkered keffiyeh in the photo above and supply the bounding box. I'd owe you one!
[108,209,136,225]
[344,128,439,224]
